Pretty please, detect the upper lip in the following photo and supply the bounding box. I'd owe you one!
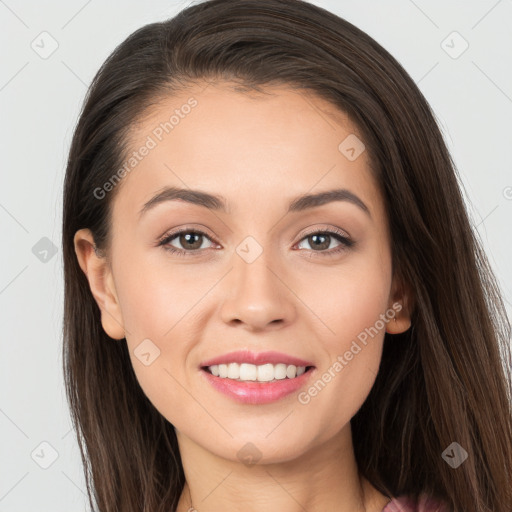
[200,350,314,368]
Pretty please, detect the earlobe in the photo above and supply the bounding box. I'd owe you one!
[385,309,411,334]
[73,228,126,340]
[386,276,414,335]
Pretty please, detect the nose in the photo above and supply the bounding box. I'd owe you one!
[219,248,296,332]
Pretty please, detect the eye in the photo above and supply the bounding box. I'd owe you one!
[158,228,216,256]
[295,228,354,256]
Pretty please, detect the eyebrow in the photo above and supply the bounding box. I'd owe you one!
[138,186,371,219]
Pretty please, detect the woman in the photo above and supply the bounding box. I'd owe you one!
[62,1,512,511]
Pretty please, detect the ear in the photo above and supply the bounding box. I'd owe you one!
[73,228,125,340]
[385,273,414,335]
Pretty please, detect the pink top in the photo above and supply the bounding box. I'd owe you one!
[382,493,450,511]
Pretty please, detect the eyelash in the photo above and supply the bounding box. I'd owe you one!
[157,226,355,258]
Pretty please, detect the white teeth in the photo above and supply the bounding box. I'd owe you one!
[227,363,239,379]
[206,363,309,382]
[258,363,274,382]
[240,363,257,381]
[286,365,297,378]
[273,363,287,380]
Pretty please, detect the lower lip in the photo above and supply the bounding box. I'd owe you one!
[200,367,316,404]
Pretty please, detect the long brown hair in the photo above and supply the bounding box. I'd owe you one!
[62,1,512,510]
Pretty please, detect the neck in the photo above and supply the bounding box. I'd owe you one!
[174,424,390,512]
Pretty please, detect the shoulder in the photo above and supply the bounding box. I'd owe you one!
[382,492,451,512]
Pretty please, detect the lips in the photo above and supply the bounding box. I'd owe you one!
[201,365,316,404]
[199,349,315,368]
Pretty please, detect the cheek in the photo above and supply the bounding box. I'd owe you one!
[299,307,387,441]
[114,247,210,340]
[332,258,391,377]
[295,249,391,430]
[302,245,392,349]
[112,251,212,415]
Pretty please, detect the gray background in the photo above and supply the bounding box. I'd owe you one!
[1,0,511,510]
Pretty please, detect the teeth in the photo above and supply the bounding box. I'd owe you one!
[240,363,257,381]
[207,363,309,382]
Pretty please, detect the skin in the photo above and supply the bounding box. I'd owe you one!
[75,82,412,512]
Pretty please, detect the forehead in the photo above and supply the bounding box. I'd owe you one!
[113,82,383,221]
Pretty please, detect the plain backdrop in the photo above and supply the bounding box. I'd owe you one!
[1,1,511,510]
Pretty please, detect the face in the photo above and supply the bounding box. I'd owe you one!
[76,82,409,464]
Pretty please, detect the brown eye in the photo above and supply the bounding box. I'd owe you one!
[296,229,354,255]
[176,232,204,250]
[306,233,331,251]
[159,229,215,255]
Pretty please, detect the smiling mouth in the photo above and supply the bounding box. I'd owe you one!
[201,363,315,383]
